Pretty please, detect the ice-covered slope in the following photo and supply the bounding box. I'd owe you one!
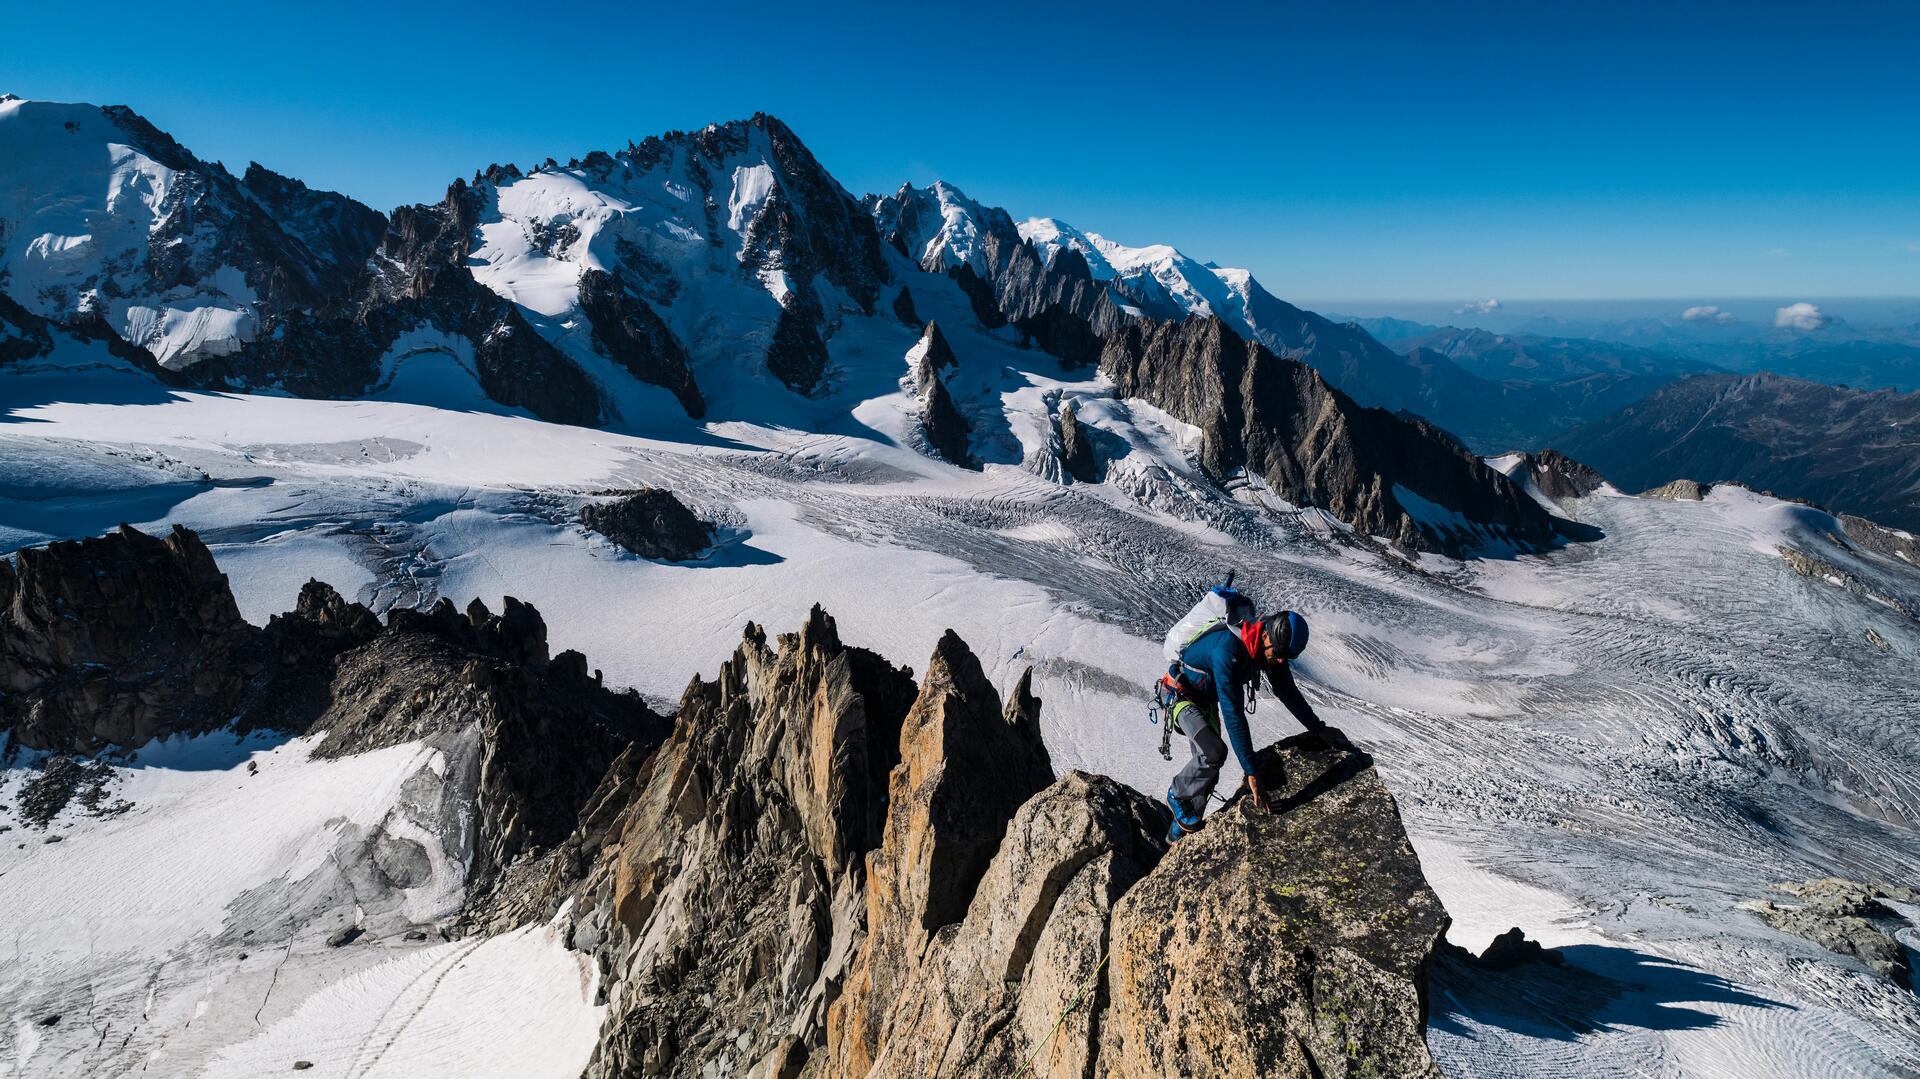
[0,730,606,1079]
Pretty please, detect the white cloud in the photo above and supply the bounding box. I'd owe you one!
[1773,302,1829,331]
[1906,241,1920,253]
[1765,247,1790,257]
[1681,305,1736,325]
[1455,298,1501,315]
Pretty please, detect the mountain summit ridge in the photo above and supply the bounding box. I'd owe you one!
[2,97,1576,553]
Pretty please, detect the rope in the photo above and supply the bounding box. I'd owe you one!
[1014,947,1110,1078]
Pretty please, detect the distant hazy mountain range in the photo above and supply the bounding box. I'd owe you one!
[1345,307,1920,394]
[1340,313,1920,525]
[1556,372,1920,531]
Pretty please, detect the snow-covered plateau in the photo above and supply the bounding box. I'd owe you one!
[1,96,1917,1078]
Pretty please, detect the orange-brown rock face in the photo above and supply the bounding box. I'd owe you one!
[562,612,1446,1079]
[571,607,917,1079]
[825,634,1055,1077]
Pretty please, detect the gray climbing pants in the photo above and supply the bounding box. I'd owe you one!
[1169,699,1227,817]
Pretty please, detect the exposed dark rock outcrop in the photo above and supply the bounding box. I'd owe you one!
[1745,878,1918,983]
[2,526,668,912]
[1101,316,1567,553]
[16,757,119,826]
[891,286,919,327]
[577,268,704,417]
[1643,478,1711,501]
[1520,448,1607,503]
[1840,513,1920,567]
[1059,398,1100,483]
[580,489,715,561]
[1473,926,1566,970]
[308,592,661,899]
[1016,300,1107,368]
[238,162,389,283]
[1775,546,1916,617]
[919,365,973,468]
[1,525,265,753]
[913,320,958,380]
[1497,448,1608,512]
[193,179,608,426]
[769,299,833,396]
[910,322,972,467]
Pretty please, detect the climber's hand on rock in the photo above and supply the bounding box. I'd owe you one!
[1313,726,1355,752]
[1246,775,1271,813]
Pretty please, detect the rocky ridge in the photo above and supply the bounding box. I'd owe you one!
[4,526,1451,1075]
[1099,316,1568,553]
[1,524,264,753]
[1058,398,1100,483]
[1520,448,1608,504]
[554,607,1449,1077]
[867,182,1126,356]
[864,186,1577,552]
[2,525,667,912]
[1499,448,1609,511]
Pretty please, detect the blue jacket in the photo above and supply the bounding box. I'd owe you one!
[1178,626,1325,773]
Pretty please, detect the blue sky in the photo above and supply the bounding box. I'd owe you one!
[5,0,1916,300]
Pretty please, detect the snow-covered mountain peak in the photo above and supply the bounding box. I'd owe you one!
[867,179,1017,273]
[468,111,880,310]
[0,98,245,366]
[0,98,377,369]
[1018,215,1258,328]
[448,112,886,408]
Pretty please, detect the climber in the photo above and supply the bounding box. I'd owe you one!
[1162,610,1350,841]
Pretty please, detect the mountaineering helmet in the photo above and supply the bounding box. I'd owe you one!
[1239,610,1310,663]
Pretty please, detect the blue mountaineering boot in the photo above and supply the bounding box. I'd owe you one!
[1166,786,1204,842]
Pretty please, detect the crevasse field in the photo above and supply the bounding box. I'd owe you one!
[2,260,1918,1077]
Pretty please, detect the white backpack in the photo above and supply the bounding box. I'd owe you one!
[1161,585,1256,664]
